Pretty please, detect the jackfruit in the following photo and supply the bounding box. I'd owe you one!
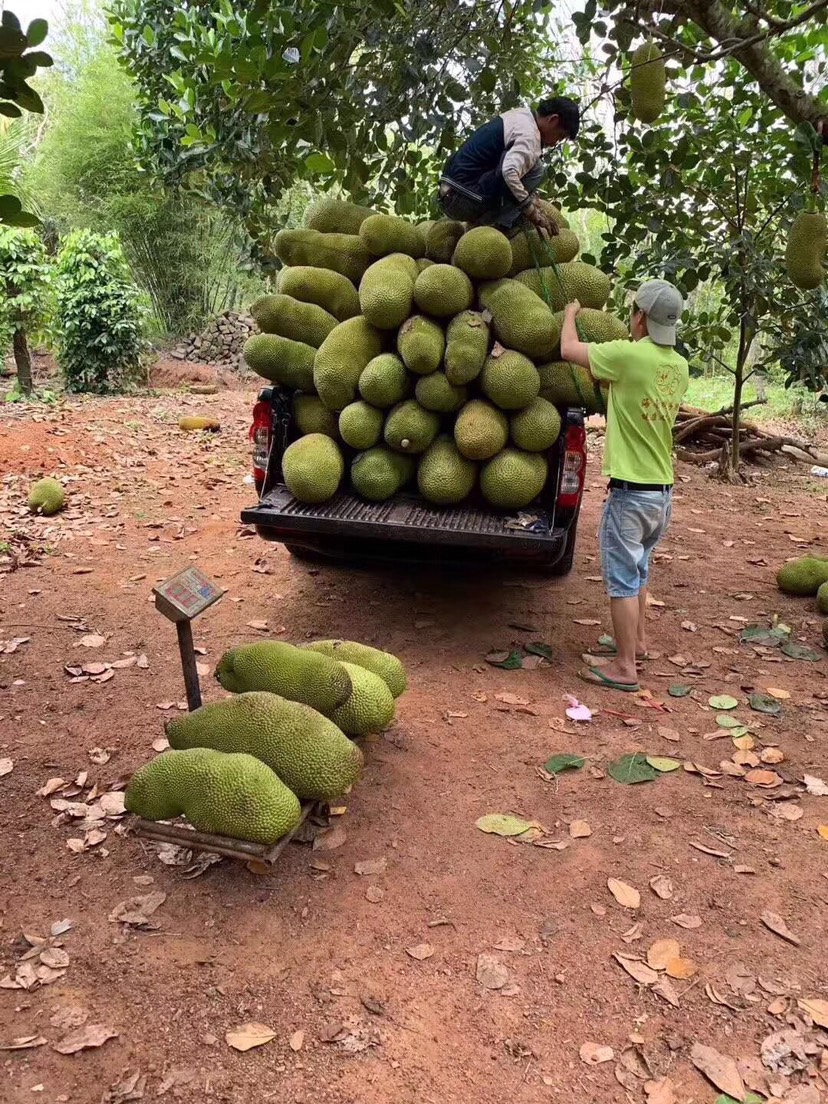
[415,371,467,413]
[125,747,302,846]
[166,691,363,800]
[417,435,477,505]
[216,640,352,713]
[454,399,509,460]
[551,307,628,345]
[538,360,607,414]
[818,580,828,614]
[417,258,435,273]
[397,316,445,375]
[510,397,562,451]
[359,255,416,329]
[630,41,666,124]
[384,399,440,454]
[350,446,415,501]
[313,317,383,410]
[415,220,435,255]
[243,333,316,390]
[282,433,344,503]
[516,261,611,311]
[249,293,337,348]
[359,353,411,408]
[537,199,569,230]
[776,555,828,596]
[481,280,561,360]
[444,311,490,385]
[301,639,407,698]
[785,211,827,290]
[274,229,371,284]
[339,401,384,449]
[293,394,339,439]
[178,416,220,432]
[330,661,395,736]
[359,213,421,258]
[480,449,548,508]
[28,477,65,516]
[305,196,377,235]
[481,347,541,410]
[508,228,580,275]
[413,264,474,318]
[277,266,360,322]
[426,220,465,263]
[453,226,512,279]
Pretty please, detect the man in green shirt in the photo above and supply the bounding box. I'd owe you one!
[560,280,689,692]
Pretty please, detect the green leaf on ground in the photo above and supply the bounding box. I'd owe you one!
[668,684,690,698]
[714,1095,763,1104]
[608,753,659,784]
[709,695,739,710]
[485,650,523,670]
[739,626,788,647]
[597,634,614,649]
[716,714,746,729]
[749,693,782,716]
[525,641,554,660]
[475,814,538,837]
[781,642,821,661]
[544,754,585,775]
[646,756,681,773]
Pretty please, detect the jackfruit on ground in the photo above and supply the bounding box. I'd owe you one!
[216,641,352,714]
[330,661,396,736]
[282,433,344,503]
[249,293,337,348]
[818,580,828,615]
[359,353,411,408]
[179,415,220,432]
[384,399,440,454]
[426,220,465,263]
[785,211,826,290]
[397,316,445,375]
[125,747,302,846]
[359,255,416,329]
[415,371,467,413]
[417,435,477,505]
[274,229,371,284]
[359,213,422,258]
[166,694,362,801]
[243,333,316,390]
[350,446,415,501]
[630,41,666,124]
[314,317,383,410]
[550,307,628,345]
[481,280,561,360]
[453,226,512,280]
[28,477,65,516]
[538,360,608,414]
[454,399,509,460]
[413,264,473,318]
[301,639,407,698]
[480,347,541,410]
[776,555,828,596]
[508,228,580,274]
[516,261,611,311]
[444,311,490,385]
[510,397,562,451]
[293,394,339,439]
[277,266,360,322]
[339,401,384,449]
[305,196,377,235]
[480,448,548,508]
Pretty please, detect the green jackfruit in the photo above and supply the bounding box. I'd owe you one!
[249,292,338,347]
[339,401,384,449]
[537,199,569,230]
[125,748,302,845]
[454,399,509,460]
[359,255,416,329]
[818,580,828,615]
[330,661,395,736]
[359,213,421,258]
[516,261,611,311]
[277,266,360,322]
[359,353,411,408]
[166,691,363,801]
[417,435,477,505]
[481,280,561,360]
[453,226,512,280]
[510,397,562,451]
[314,317,383,410]
[786,212,827,290]
[538,361,607,414]
[480,449,548,509]
[384,399,440,454]
[243,333,316,390]
[417,258,435,273]
[776,556,828,596]
[282,433,344,503]
[28,477,65,516]
[426,220,465,263]
[216,640,352,713]
[305,196,377,235]
[481,347,541,410]
[415,371,467,413]
[301,639,407,698]
[350,446,415,501]
[274,229,371,284]
[397,316,445,375]
[415,220,435,255]
[413,264,474,318]
[630,41,666,124]
[550,307,628,345]
[508,228,580,275]
[444,311,490,385]
[293,394,339,439]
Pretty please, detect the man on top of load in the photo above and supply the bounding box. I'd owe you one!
[437,96,581,239]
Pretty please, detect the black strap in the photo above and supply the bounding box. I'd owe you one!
[609,479,672,492]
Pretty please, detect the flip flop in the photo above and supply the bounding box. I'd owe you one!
[593,636,652,661]
[578,666,640,693]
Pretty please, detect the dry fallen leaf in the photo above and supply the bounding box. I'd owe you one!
[494,692,531,707]
[289,1030,305,1052]
[613,953,658,986]
[108,892,166,927]
[52,1024,118,1055]
[690,1042,745,1100]
[653,976,681,1007]
[0,757,13,777]
[760,747,785,765]
[579,1042,615,1065]
[649,875,674,900]
[770,803,803,822]
[608,878,640,909]
[405,943,434,961]
[476,953,510,990]
[354,857,387,876]
[647,939,681,971]
[761,911,801,946]
[797,998,828,1028]
[225,1022,276,1052]
[745,769,783,788]
[0,1035,47,1051]
[671,913,702,929]
[802,774,828,796]
[765,687,791,701]
[365,886,384,903]
[665,956,697,980]
[656,726,680,743]
[569,820,592,838]
[644,1078,676,1104]
[78,633,106,649]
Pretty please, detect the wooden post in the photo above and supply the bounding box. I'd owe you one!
[176,619,202,711]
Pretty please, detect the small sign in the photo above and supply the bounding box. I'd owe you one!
[153,567,223,623]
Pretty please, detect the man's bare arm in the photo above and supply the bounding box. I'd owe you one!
[560,300,592,371]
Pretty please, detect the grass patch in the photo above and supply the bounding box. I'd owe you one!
[685,376,827,433]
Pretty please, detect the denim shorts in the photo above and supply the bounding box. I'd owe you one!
[599,488,672,599]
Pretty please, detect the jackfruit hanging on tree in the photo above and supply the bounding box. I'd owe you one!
[630,40,666,124]
[785,210,826,290]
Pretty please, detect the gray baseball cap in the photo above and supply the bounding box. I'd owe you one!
[635,279,683,346]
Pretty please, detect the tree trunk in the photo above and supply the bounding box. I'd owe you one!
[730,355,745,477]
[12,327,32,396]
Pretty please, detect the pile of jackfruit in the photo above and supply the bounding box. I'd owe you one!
[244,197,628,510]
[125,639,406,846]
[777,555,828,648]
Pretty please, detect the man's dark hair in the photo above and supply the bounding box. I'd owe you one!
[536,96,580,138]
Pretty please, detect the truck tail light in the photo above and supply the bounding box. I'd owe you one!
[557,423,587,509]
[250,400,272,492]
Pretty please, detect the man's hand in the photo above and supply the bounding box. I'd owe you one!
[525,196,559,240]
[565,299,582,318]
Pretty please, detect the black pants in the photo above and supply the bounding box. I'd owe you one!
[437,158,546,229]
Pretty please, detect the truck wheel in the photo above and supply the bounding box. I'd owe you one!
[543,522,578,576]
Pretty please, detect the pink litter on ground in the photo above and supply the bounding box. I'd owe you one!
[564,694,592,722]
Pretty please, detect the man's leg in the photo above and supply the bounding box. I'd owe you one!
[477,160,546,232]
[637,586,649,656]
[607,597,639,685]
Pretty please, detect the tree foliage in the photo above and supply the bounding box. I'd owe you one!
[0,227,51,394]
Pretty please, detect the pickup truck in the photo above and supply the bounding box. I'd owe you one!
[242,386,588,573]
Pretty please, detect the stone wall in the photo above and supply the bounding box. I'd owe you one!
[170,310,258,368]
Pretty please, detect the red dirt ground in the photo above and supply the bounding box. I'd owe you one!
[1,387,827,1104]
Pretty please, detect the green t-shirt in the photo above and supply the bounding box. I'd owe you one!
[588,337,689,484]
